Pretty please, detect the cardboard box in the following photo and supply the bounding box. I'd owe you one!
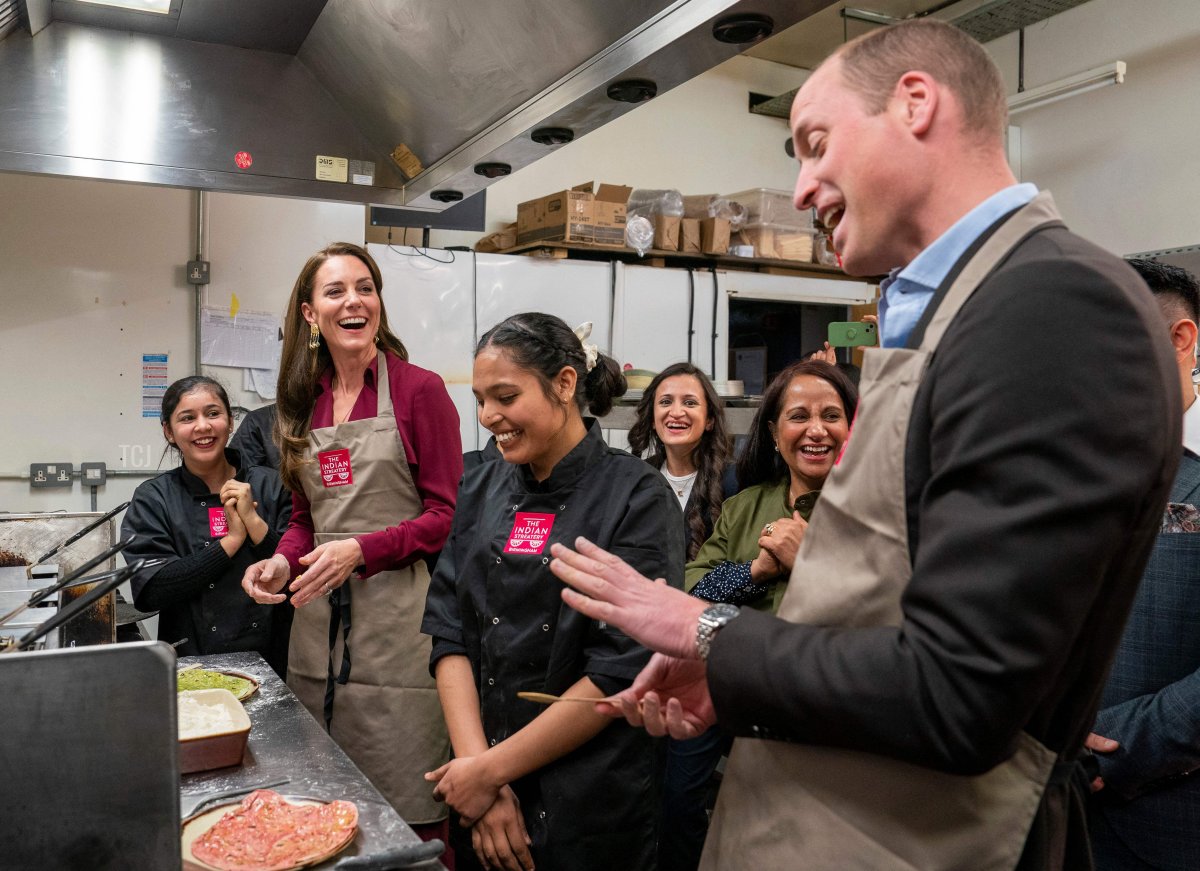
[390,144,425,180]
[592,183,632,246]
[654,215,680,251]
[680,218,702,253]
[474,222,517,253]
[682,194,719,220]
[516,181,632,247]
[700,217,730,255]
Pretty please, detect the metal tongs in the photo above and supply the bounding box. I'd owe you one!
[0,535,138,628]
[182,778,291,818]
[29,501,131,567]
[0,558,161,652]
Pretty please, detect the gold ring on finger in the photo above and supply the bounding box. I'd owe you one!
[762,523,775,537]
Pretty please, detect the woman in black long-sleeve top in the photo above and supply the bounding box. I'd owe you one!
[122,376,292,675]
[422,313,685,871]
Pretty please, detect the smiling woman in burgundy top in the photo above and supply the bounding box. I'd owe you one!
[241,242,462,850]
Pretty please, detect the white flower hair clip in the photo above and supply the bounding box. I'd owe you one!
[573,321,599,373]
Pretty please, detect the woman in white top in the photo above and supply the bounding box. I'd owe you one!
[627,362,731,560]
[627,362,733,871]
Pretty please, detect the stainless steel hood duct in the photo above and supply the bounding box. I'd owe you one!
[0,0,838,210]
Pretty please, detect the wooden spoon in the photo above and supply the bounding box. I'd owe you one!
[517,691,615,706]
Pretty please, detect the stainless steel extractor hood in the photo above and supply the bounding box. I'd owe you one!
[0,0,838,209]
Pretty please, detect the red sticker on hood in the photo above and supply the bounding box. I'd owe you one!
[319,449,353,488]
[504,512,556,555]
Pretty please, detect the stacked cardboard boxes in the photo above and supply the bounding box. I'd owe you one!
[516,182,632,247]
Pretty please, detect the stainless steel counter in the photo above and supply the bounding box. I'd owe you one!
[180,652,445,870]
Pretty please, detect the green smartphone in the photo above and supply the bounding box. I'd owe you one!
[827,321,878,348]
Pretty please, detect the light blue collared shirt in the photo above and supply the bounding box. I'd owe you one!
[877,183,1039,348]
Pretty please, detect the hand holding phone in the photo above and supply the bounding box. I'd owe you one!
[827,320,877,348]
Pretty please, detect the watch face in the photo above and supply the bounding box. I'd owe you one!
[704,602,740,625]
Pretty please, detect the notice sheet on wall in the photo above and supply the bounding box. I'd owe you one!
[142,353,168,418]
[201,307,280,370]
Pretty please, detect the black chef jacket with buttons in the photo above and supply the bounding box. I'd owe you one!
[422,422,685,869]
[122,448,292,669]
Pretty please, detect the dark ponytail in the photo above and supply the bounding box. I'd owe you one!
[475,312,626,416]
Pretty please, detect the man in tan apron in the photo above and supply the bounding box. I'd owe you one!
[550,20,1179,871]
[288,353,449,827]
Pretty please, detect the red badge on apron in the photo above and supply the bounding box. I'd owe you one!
[319,449,354,487]
[208,507,228,538]
[504,512,556,555]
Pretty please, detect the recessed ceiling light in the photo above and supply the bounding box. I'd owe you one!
[712,13,774,45]
[77,0,172,15]
[473,162,512,179]
[531,127,575,146]
[607,80,657,103]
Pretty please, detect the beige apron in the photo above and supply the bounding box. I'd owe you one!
[288,351,449,824]
[703,194,1064,871]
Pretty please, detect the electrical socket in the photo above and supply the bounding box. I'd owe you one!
[30,463,73,489]
[186,260,211,285]
[81,462,107,486]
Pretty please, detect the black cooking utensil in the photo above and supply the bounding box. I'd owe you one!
[333,840,445,870]
[57,535,137,585]
[182,778,291,818]
[0,536,139,627]
[31,501,131,565]
[1,560,142,652]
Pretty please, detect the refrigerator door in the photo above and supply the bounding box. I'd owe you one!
[614,263,725,381]
[373,244,480,450]
[474,254,616,449]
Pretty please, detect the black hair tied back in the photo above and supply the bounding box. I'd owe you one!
[476,312,626,417]
[582,351,626,417]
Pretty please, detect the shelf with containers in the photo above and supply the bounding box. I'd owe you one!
[724,188,835,267]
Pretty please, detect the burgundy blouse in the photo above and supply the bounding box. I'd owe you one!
[275,351,463,578]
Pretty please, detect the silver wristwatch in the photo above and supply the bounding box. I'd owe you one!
[696,602,740,661]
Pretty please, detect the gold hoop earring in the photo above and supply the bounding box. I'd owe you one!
[308,323,320,350]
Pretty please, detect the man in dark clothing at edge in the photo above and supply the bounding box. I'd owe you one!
[1087,259,1200,871]
[549,19,1180,871]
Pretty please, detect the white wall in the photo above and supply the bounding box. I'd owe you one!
[0,172,361,514]
[985,0,1200,255]
[203,190,364,410]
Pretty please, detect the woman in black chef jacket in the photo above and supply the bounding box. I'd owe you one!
[422,312,686,871]
[122,376,292,675]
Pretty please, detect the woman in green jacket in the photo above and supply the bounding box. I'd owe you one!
[687,359,858,611]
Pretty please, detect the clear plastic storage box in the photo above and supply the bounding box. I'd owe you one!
[734,224,817,262]
[723,188,814,230]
